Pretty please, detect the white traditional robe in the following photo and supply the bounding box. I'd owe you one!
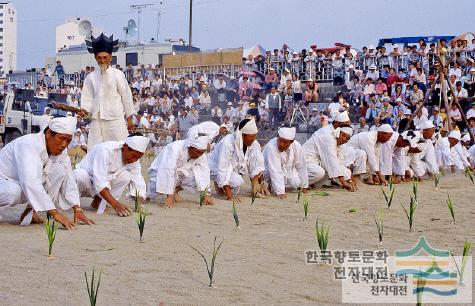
[73,140,146,214]
[0,132,80,223]
[450,143,471,170]
[418,136,440,174]
[208,134,264,192]
[435,137,454,168]
[348,131,382,174]
[392,146,409,176]
[148,140,210,197]
[379,132,399,176]
[263,138,308,195]
[81,67,135,149]
[302,132,346,184]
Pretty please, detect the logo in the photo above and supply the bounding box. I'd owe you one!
[339,236,472,303]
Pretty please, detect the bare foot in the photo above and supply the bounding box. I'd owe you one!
[174,193,183,202]
[393,176,402,184]
[364,178,376,185]
[20,206,44,224]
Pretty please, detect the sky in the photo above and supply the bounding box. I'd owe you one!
[13,0,475,70]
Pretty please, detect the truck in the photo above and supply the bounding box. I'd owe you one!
[0,89,67,144]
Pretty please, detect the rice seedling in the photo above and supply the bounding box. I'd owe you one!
[411,178,418,203]
[451,240,472,283]
[315,218,330,259]
[134,189,141,213]
[199,186,210,208]
[311,191,330,197]
[372,209,384,243]
[464,167,475,184]
[348,208,357,213]
[232,199,240,230]
[415,268,427,306]
[446,193,455,224]
[136,206,147,243]
[84,267,102,306]
[44,213,57,259]
[434,172,441,190]
[188,236,224,287]
[302,196,309,221]
[251,191,257,205]
[381,185,395,209]
[401,196,417,231]
[296,187,303,203]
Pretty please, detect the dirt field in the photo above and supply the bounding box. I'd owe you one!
[1,162,474,305]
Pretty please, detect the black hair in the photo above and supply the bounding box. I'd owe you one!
[339,124,351,128]
[238,118,251,130]
[128,132,144,137]
[44,126,57,136]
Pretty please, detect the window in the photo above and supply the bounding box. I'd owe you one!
[111,56,117,65]
[0,5,3,9]
[0,58,3,62]
[0,21,3,24]
[0,51,3,55]
[0,43,3,47]
[0,13,3,16]
[0,28,3,32]
[0,36,3,39]
[126,52,138,66]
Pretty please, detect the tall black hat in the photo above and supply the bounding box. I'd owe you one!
[86,33,119,55]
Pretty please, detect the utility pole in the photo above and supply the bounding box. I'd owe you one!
[188,0,193,51]
[156,1,163,42]
[131,3,155,43]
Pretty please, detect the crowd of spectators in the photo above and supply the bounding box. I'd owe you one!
[3,37,475,149]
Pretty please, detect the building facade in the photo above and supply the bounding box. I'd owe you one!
[0,0,17,76]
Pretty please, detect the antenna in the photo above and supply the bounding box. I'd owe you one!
[78,20,92,38]
[123,19,138,40]
[130,3,155,43]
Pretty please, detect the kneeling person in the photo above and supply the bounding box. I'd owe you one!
[73,134,150,216]
[263,127,308,199]
[148,135,212,207]
[0,117,94,229]
[209,119,265,201]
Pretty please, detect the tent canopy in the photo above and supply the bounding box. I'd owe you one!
[243,45,267,58]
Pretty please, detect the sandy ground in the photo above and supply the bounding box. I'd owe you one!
[1,156,474,305]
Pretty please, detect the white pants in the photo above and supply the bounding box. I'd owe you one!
[210,170,244,195]
[88,118,128,150]
[148,167,198,200]
[0,163,76,224]
[340,145,367,175]
[73,168,133,214]
[264,170,302,193]
[408,153,426,177]
[306,159,326,185]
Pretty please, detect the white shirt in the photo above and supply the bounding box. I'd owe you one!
[263,138,308,195]
[0,132,79,212]
[348,131,381,173]
[76,141,146,197]
[81,67,135,120]
[149,140,210,194]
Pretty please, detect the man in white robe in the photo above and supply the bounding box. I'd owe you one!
[309,111,367,178]
[0,117,94,228]
[263,127,309,198]
[73,134,149,216]
[393,130,422,182]
[414,120,441,176]
[80,34,136,149]
[148,136,212,207]
[379,131,400,177]
[348,124,394,185]
[443,131,473,172]
[209,119,265,201]
[303,125,356,191]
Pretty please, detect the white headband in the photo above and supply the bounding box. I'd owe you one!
[278,127,296,140]
[48,116,77,135]
[186,135,209,150]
